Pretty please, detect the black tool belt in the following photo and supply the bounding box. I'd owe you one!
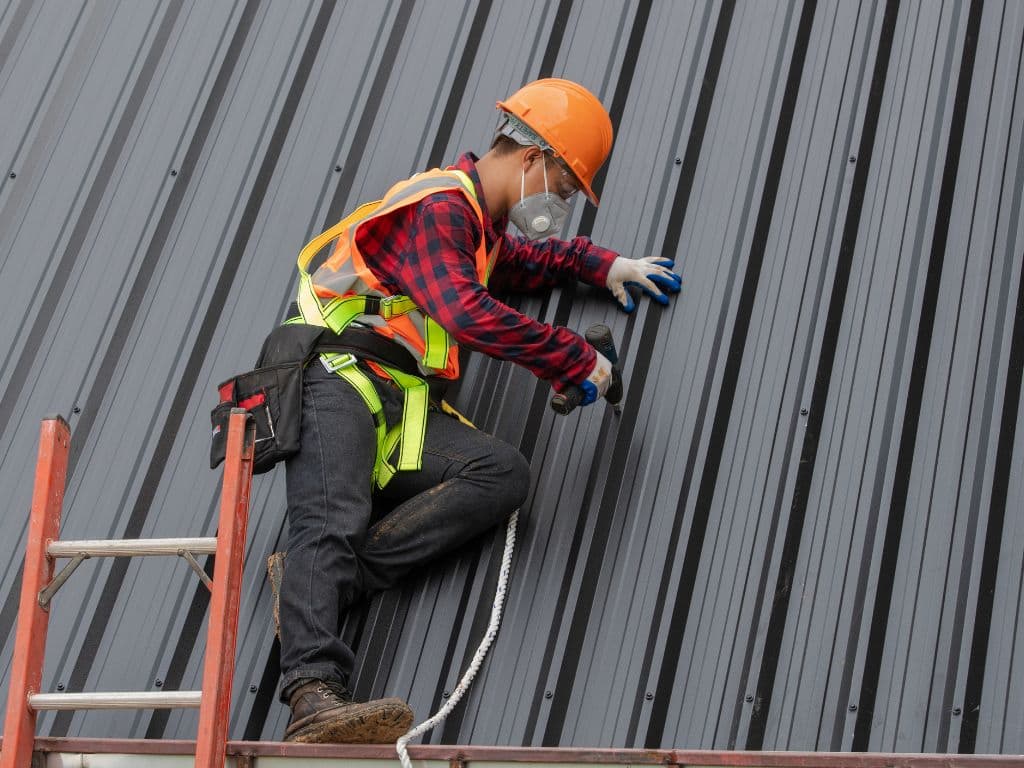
[316,326,422,378]
[210,319,460,475]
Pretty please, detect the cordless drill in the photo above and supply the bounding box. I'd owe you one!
[550,324,623,415]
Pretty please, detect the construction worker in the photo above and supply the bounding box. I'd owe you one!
[275,78,681,744]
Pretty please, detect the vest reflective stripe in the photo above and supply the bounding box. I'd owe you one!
[422,314,450,371]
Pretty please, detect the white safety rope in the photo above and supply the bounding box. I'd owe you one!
[396,509,519,768]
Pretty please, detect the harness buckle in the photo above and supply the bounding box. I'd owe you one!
[320,353,357,373]
[363,295,381,315]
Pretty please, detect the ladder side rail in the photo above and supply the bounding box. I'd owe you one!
[195,409,254,768]
[1,416,71,768]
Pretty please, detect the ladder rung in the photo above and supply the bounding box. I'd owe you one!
[30,691,202,710]
[48,538,218,557]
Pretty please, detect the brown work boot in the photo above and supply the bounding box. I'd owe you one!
[284,679,414,744]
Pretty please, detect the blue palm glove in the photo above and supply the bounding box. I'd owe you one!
[606,256,682,312]
[578,349,614,405]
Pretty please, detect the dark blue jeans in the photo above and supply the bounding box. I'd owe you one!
[278,361,530,700]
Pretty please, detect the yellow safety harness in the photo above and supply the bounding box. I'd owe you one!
[289,170,482,488]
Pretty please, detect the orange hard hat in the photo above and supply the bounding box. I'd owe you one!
[497,78,613,205]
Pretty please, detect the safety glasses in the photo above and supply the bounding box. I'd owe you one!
[548,154,580,200]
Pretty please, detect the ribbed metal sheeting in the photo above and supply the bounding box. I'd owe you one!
[0,0,1021,756]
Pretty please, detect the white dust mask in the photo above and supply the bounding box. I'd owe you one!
[508,156,570,240]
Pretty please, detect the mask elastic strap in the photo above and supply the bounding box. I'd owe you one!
[519,152,550,208]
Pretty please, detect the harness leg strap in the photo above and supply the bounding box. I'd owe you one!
[325,355,430,489]
[331,361,389,488]
[378,364,429,475]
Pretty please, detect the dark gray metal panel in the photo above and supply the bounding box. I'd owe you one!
[1,0,1022,757]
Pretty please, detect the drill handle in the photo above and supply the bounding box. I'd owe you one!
[550,324,622,415]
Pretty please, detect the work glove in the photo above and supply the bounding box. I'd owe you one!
[606,256,682,312]
[578,349,614,406]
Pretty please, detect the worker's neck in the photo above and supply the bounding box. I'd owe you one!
[474,150,516,221]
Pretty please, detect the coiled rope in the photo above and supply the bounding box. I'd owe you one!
[396,508,518,768]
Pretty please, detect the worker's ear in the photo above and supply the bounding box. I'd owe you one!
[520,146,544,172]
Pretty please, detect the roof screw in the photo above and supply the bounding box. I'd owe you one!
[645,692,653,701]
[9,172,16,179]
[249,684,258,694]
[953,707,962,716]
[849,703,857,712]
[170,169,178,177]
[848,155,856,164]
[745,694,753,703]
[334,165,342,173]
[544,690,553,699]
[674,157,682,166]
[57,682,65,691]
[72,405,81,414]
[442,691,450,698]
[155,679,164,688]
[800,407,808,416]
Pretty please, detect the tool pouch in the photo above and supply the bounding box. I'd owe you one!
[209,324,325,475]
[210,362,304,474]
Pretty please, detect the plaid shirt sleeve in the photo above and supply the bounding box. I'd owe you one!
[388,194,596,392]
[488,233,618,294]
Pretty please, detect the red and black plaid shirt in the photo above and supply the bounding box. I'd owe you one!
[354,153,617,392]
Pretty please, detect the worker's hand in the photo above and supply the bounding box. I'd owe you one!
[579,349,614,406]
[606,256,682,312]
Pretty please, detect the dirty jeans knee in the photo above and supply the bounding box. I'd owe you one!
[355,412,530,595]
[486,439,531,512]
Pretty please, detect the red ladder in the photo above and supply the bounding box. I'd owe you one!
[1,409,255,768]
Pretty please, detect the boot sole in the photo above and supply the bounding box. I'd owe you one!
[285,699,413,744]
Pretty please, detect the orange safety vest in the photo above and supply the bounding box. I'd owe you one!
[295,168,500,380]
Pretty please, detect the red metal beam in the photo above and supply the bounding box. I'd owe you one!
[0,417,71,768]
[17,738,1024,768]
[229,743,1024,767]
[195,409,255,768]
